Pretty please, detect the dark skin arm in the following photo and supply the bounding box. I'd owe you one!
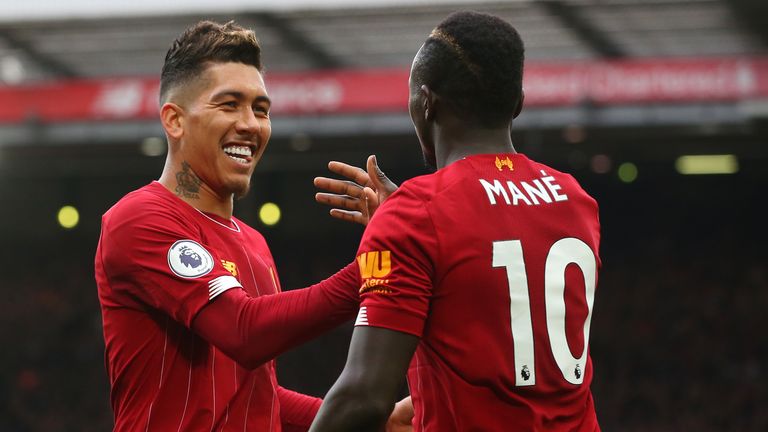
[314,156,414,430]
[309,327,419,432]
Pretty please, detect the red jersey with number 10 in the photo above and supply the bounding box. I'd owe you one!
[355,154,601,431]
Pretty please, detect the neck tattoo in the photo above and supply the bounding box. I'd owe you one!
[175,161,202,199]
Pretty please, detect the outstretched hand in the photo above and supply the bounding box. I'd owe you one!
[314,155,398,226]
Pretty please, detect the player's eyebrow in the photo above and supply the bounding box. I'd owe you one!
[211,90,271,107]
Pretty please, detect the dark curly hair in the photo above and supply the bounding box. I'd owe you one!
[159,20,262,104]
[411,11,525,127]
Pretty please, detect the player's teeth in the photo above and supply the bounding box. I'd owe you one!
[223,146,252,157]
[227,155,248,164]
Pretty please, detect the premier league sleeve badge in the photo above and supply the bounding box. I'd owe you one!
[167,240,215,278]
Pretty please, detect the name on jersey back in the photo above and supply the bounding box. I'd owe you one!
[479,170,568,206]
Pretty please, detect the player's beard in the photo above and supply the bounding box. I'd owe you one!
[233,182,251,200]
[229,174,252,200]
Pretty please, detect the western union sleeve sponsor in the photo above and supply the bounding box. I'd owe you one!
[357,250,393,294]
[356,250,392,279]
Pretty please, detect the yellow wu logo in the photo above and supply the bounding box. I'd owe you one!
[356,251,392,279]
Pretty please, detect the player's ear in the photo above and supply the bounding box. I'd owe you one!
[421,85,436,122]
[160,102,184,140]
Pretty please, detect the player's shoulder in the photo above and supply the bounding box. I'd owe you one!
[397,174,434,198]
[102,182,195,230]
[522,156,569,178]
[106,181,164,210]
[396,166,465,202]
[366,174,438,230]
[521,155,597,204]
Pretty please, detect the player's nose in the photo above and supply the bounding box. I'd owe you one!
[235,107,262,135]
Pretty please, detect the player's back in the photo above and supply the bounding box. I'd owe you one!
[409,153,601,431]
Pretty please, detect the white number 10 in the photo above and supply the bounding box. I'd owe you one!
[492,238,597,387]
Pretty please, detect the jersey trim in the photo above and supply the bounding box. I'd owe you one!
[208,276,242,300]
[193,207,242,233]
[353,304,425,337]
[354,307,369,326]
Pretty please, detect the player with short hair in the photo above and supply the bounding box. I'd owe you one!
[310,11,602,431]
[95,21,408,431]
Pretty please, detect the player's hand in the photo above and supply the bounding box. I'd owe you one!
[385,395,413,432]
[314,155,398,225]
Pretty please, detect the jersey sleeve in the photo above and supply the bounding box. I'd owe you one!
[99,201,242,328]
[354,184,438,337]
[277,386,322,432]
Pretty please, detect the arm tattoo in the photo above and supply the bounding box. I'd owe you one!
[175,161,202,199]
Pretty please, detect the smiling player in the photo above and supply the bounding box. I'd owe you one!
[95,21,409,431]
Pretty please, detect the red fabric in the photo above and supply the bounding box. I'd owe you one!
[192,264,359,369]
[355,154,602,431]
[95,181,357,431]
[277,386,322,432]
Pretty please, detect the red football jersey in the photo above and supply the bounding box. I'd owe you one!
[96,181,288,431]
[355,154,602,431]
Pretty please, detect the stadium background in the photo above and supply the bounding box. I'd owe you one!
[1,0,766,430]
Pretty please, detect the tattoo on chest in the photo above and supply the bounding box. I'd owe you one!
[175,161,202,199]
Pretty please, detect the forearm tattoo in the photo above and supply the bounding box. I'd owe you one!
[175,161,202,199]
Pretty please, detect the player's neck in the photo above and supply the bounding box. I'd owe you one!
[436,124,516,169]
[158,161,234,220]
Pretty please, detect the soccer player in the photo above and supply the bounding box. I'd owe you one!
[310,11,602,432]
[94,21,408,431]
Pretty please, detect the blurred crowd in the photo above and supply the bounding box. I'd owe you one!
[591,237,768,431]
[1,237,111,431]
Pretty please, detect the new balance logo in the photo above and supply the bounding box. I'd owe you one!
[221,259,238,277]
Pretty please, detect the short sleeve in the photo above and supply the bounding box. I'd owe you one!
[354,184,438,337]
[99,201,242,328]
